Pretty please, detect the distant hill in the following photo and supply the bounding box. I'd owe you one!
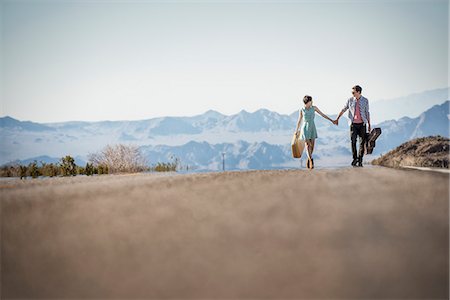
[0,116,55,132]
[371,136,449,168]
[374,101,449,154]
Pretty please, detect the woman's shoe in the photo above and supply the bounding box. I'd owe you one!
[311,158,314,169]
[306,158,310,169]
[307,157,313,169]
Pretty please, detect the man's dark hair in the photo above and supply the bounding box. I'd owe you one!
[303,95,312,104]
[352,85,362,93]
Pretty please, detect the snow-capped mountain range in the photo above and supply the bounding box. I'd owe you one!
[1,88,448,170]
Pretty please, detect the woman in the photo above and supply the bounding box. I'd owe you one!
[294,95,334,169]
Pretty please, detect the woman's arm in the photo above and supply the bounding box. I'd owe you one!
[295,110,303,133]
[314,106,333,122]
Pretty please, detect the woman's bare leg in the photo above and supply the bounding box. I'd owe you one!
[310,139,315,168]
[306,139,313,160]
[304,140,312,168]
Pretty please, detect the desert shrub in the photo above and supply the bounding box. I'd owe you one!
[85,162,95,176]
[96,164,109,175]
[60,155,77,176]
[19,165,27,179]
[150,156,180,172]
[88,144,148,174]
[0,164,21,177]
[76,165,85,175]
[40,162,60,177]
[27,161,40,178]
[153,162,177,172]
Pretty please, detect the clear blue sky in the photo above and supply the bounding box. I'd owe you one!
[1,0,448,122]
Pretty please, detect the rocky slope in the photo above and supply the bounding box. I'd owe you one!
[371,135,449,168]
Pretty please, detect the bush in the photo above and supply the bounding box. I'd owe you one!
[150,156,180,172]
[60,155,77,176]
[85,163,95,176]
[19,165,27,179]
[88,144,148,174]
[76,166,85,175]
[40,162,60,177]
[27,161,40,178]
[96,164,109,175]
[152,162,177,172]
[0,148,150,178]
[0,164,21,177]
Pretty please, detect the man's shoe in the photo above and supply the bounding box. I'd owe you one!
[357,160,363,167]
[351,158,358,167]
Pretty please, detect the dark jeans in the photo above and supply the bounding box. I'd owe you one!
[350,122,366,161]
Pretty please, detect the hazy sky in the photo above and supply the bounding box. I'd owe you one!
[1,0,448,122]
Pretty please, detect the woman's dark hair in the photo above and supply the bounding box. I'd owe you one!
[352,85,362,93]
[303,95,312,104]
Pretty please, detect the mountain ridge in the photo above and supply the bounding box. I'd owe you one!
[1,91,448,169]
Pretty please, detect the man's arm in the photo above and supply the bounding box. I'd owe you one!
[335,99,349,124]
[366,99,371,132]
[336,110,345,121]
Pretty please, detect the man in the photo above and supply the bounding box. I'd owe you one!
[333,85,371,167]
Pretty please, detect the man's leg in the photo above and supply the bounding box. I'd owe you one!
[350,124,358,166]
[357,124,366,166]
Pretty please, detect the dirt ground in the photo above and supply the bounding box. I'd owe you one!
[1,166,449,299]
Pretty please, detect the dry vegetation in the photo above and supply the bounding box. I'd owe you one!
[88,144,148,173]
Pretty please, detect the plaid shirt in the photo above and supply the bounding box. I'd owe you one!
[342,96,370,125]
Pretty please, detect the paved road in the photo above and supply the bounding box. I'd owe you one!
[1,167,449,299]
